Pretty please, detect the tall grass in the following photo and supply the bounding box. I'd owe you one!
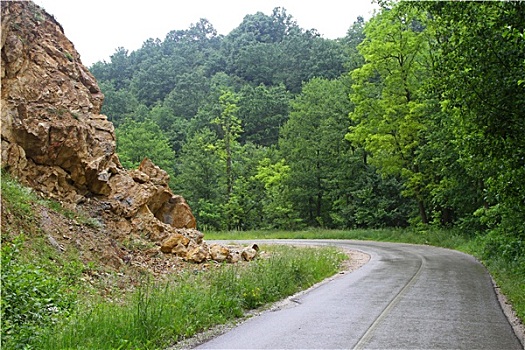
[38,245,347,350]
[206,228,525,325]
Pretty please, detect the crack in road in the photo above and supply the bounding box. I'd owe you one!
[354,252,425,349]
[192,240,523,350]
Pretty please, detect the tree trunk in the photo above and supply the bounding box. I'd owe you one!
[418,200,428,224]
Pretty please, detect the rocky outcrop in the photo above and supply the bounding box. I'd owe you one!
[1,1,114,204]
[0,1,255,264]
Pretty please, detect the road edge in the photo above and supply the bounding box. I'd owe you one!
[492,276,525,348]
[167,248,370,350]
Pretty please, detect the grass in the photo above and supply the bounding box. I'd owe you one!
[2,171,521,348]
[205,228,525,325]
[204,227,471,249]
[38,245,347,350]
[1,172,85,350]
[1,171,348,349]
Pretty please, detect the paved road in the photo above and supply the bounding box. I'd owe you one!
[196,240,523,349]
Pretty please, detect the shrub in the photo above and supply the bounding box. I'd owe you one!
[1,235,77,349]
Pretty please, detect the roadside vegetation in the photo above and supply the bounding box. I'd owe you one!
[206,228,525,324]
[1,172,346,350]
[37,245,346,350]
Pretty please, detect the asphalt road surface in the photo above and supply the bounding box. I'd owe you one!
[196,240,523,349]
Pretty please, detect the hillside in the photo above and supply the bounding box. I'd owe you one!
[0,0,254,265]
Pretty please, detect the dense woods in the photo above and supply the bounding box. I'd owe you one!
[92,2,524,260]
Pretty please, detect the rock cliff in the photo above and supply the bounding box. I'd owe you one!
[0,1,255,264]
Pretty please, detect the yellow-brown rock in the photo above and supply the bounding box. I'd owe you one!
[241,245,259,261]
[227,249,242,263]
[154,195,197,229]
[1,1,197,244]
[210,244,230,262]
[186,244,210,263]
[0,1,255,265]
[1,1,115,200]
[160,233,190,253]
[170,244,188,258]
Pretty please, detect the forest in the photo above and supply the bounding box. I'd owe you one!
[91,2,524,259]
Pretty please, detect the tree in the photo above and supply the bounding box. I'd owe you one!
[341,16,366,72]
[148,104,189,153]
[116,118,176,181]
[90,47,133,90]
[427,2,525,247]
[253,157,299,229]
[280,77,353,227]
[162,70,211,120]
[174,128,224,230]
[223,142,267,230]
[238,83,290,146]
[347,4,436,224]
[98,81,139,127]
[212,90,242,202]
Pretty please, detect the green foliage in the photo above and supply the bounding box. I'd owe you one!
[98,81,139,127]
[175,128,224,229]
[278,76,411,228]
[427,1,525,238]
[39,245,346,350]
[116,118,176,179]
[1,171,35,219]
[238,83,290,146]
[280,77,352,227]
[222,142,267,230]
[253,158,299,229]
[1,236,78,349]
[347,4,437,223]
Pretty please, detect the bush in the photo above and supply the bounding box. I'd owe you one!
[1,235,77,349]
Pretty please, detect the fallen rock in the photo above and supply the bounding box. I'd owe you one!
[160,233,190,253]
[227,249,242,263]
[187,244,210,263]
[0,1,257,266]
[242,244,259,261]
[210,244,230,262]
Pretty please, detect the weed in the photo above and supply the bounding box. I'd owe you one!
[37,245,346,349]
[63,51,73,62]
[1,171,35,218]
[1,235,78,349]
[205,228,525,327]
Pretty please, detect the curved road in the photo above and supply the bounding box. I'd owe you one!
[196,240,523,349]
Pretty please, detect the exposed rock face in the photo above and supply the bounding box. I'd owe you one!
[0,1,256,265]
[1,1,115,203]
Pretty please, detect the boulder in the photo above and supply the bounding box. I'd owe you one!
[227,249,242,263]
[242,244,259,261]
[0,1,256,266]
[153,195,197,229]
[210,244,230,262]
[187,244,210,263]
[160,233,190,253]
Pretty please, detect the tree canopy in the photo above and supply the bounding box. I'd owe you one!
[92,2,525,266]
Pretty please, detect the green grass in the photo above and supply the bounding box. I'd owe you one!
[2,171,521,348]
[38,245,347,350]
[204,227,471,249]
[205,228,525,325]
[1,171,85,350]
